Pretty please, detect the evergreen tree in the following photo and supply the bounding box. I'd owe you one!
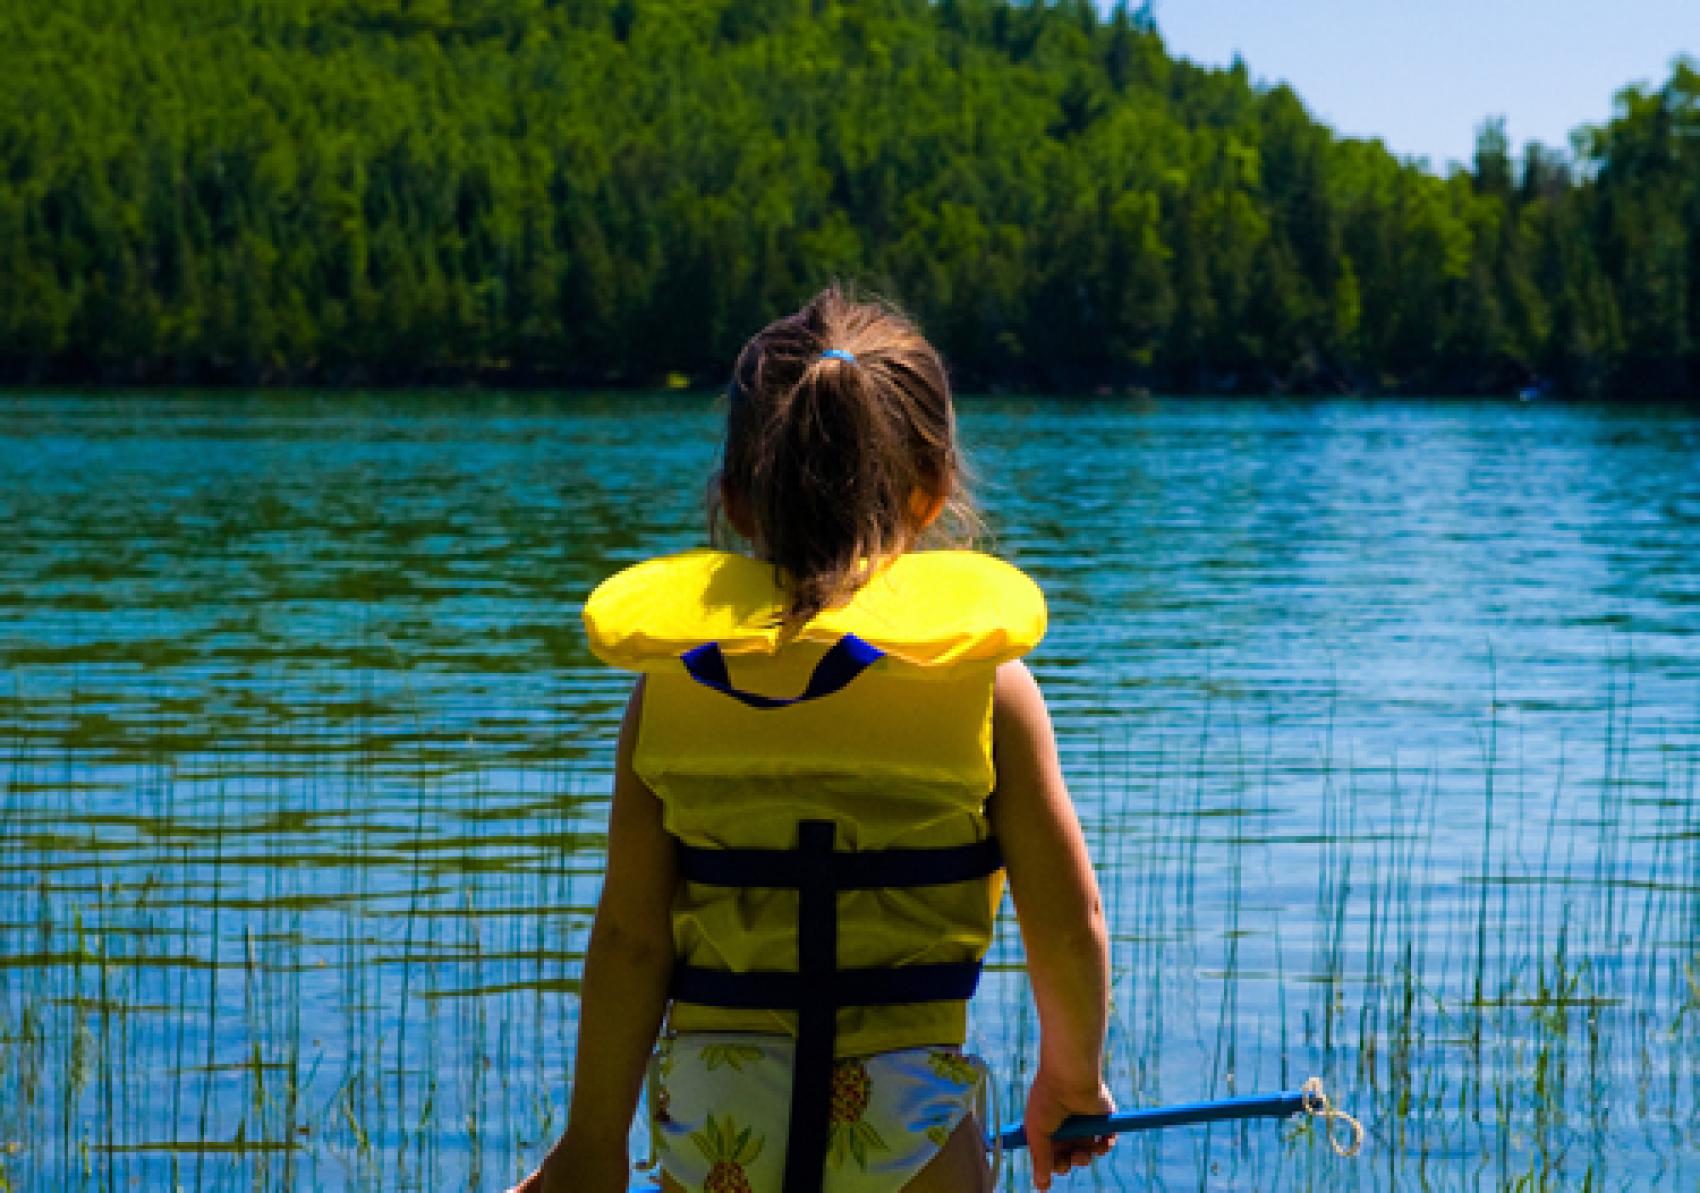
[0,0,1690,398]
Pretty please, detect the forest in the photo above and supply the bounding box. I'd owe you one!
[0,0,1695,397]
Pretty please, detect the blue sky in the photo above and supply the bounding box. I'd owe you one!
[1148,0,1697,169]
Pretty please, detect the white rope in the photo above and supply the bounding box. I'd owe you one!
[1300,1077,1365,1158]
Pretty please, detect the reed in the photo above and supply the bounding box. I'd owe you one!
[1,667,1696,1190]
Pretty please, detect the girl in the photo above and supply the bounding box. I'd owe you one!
[517,288,1113,1193]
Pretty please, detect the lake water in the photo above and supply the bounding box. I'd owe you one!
[2,391,1697,1190]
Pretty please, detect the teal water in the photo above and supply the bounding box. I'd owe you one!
[2,392,1697,1190]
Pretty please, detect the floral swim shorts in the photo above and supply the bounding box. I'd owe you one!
[644,1033,991,1193]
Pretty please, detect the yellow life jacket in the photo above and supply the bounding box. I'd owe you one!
[583,548,1044,1192]
[584,546,1047,1039]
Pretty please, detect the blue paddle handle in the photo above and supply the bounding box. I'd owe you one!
[995,1090,1311,1150]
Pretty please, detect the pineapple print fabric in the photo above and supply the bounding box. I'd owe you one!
[648,1034,988,1193]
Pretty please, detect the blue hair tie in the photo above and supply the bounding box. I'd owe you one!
[820,348,857,364]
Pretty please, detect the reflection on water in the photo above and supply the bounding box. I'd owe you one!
[2,392,1697,1190]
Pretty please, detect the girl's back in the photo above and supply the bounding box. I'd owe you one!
[516,288,1113,1193]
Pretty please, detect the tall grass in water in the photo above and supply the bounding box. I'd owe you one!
[2,673,1697,1190]
[0,670,608,1193]
[979,674,1699,1192]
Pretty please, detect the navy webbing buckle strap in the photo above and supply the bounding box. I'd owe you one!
[671,824,1004,1193]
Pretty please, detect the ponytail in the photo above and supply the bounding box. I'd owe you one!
[713,286,972,627]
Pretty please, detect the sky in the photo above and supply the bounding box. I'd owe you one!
[1148,0,1697,170]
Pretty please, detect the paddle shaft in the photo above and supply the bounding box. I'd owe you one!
[995,1089,1311,1150]
[628,1091,1316,1190]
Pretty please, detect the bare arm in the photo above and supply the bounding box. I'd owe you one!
[987,659,1115,1190]
[518,679,677,1193]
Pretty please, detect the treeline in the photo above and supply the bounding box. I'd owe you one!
[1,0,1695,397]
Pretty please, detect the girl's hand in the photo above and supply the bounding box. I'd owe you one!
[1023,1068,1116,1191]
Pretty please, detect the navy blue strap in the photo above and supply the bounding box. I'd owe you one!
[671,818,995,1193]
[784,821,837,1193]
[680,633,884,710]
[677,837,1002,890]
[670,960,985,1010]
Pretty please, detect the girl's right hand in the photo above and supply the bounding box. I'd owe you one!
[1023,1067,1116,1191]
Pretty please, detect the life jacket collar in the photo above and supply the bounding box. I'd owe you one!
[583,548,1046,672]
